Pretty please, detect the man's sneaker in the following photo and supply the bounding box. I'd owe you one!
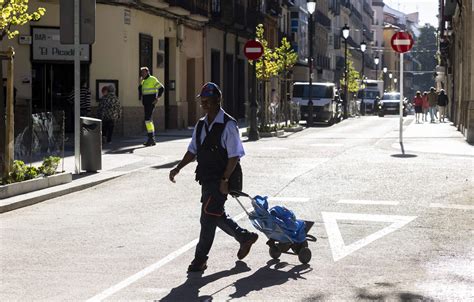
[187,258,207,272]
[237,233,258,260]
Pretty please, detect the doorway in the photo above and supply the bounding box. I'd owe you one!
[31,63,89,133]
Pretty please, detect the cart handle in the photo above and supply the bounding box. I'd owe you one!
[229,190,250,198]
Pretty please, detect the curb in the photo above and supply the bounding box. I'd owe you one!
[0,173,123,214]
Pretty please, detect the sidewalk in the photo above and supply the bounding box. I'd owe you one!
[393,119,474,157]
[0,126,249,214]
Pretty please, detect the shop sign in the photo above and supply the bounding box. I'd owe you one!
[32,27,90,62]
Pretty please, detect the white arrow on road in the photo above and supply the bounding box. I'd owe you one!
[322,212,417,262]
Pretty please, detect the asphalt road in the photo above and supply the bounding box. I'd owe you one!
[1,116,473,301]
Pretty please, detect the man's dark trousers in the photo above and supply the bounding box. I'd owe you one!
[195,181,248,261]
[143,96,155,121]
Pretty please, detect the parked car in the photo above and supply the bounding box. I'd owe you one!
[291,82,342,125]
[378,92,408,117]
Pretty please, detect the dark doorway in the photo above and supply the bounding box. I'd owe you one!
[224,54,234,115]
[211,50,220,86]
[164,38,170,129]
[236,58,245,119]
[31,63,89,133]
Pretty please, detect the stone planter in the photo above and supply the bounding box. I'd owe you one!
[283,126,304,132]
[0,172,72,199]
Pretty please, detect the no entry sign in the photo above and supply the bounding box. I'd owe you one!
[391,32,414,53]
[244,40,264,60]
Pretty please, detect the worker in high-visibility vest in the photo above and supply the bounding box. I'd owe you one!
[139,67,164,146]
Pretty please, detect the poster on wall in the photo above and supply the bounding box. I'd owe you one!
[96,80,119,101]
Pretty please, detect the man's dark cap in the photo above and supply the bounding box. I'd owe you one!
[196,82,222,99]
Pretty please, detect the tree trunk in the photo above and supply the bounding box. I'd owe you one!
[0,57,5,178]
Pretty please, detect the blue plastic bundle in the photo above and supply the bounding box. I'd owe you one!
[250,195,307,243]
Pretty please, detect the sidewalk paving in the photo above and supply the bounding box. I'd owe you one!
[392,119,474,157]
[0,127,248,214]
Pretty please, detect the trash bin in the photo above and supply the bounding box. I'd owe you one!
[80,117,102,172]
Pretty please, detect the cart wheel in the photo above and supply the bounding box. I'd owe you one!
[269,246,281,259]
[298,247,312,264]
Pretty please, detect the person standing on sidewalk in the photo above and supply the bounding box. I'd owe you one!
[427,87,438,123]
[97,85,121,144]
[413,91,423,123]
[138,67,164,146]
[422,91,429,122]
[437,89,449,123]
[168,82,258,273]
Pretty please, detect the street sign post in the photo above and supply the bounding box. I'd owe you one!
[244,40,264,141]
[244,40,264,61]
[391,32,414,153]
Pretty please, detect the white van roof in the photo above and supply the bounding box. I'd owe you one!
[293,82,335,86]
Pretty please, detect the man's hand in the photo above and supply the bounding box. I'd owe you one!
[219,179,229,195]
[169,168,180,183]
[152,97,158,106]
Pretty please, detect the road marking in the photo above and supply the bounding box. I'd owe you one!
[338,199,400,206]
[429,203,474,210]
[268,197,310,203]
[87,209,252,301]
[321,212,417,262]
[310,143,344,147]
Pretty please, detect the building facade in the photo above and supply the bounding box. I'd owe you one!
[438,0,474,143]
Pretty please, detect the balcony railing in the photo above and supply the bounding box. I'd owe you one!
[165,0,209,16]
[266,0,282,17]
[315,10,331,28]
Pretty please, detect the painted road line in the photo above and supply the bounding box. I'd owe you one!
[322,212,417,262]
[310,143,344,147]
[268,197,310,203]
[429,203,474,210]
[338,199,400,206]
[87,207,253,302]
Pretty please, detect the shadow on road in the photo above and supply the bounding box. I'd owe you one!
[158,260,313,301]
[356,287,435,302]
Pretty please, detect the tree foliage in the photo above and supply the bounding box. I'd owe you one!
[273,37,298,77]
[339,49,360,94]
[250,25,298,80]
[0,0,46,40]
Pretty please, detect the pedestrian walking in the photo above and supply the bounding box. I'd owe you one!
[168,82,258,273]
[67,81,91,117]
[138,67,164,146]
[427,87,438,123]
[437,89,449,122]
[413,91,423,123]
[422,91,429,122]
[97,85,121,144]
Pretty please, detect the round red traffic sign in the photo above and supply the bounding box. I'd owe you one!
[391,31,414,53]
[244,40,264,60]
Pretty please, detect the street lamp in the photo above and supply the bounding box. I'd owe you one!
[394,78,398,91]
[374,56,380,80]
[360,41,367,115]
[383,67,387,92]
[307,0,316,127]
[389,72,393,91]
[342,24,350,119]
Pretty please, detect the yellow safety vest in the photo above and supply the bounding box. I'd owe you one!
[141,75,162,96]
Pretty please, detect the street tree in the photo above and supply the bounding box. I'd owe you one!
[1,0,46,178]
[340,50,361,95]
[274,37,297,125]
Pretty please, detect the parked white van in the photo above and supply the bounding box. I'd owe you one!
[291,82,342,125]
